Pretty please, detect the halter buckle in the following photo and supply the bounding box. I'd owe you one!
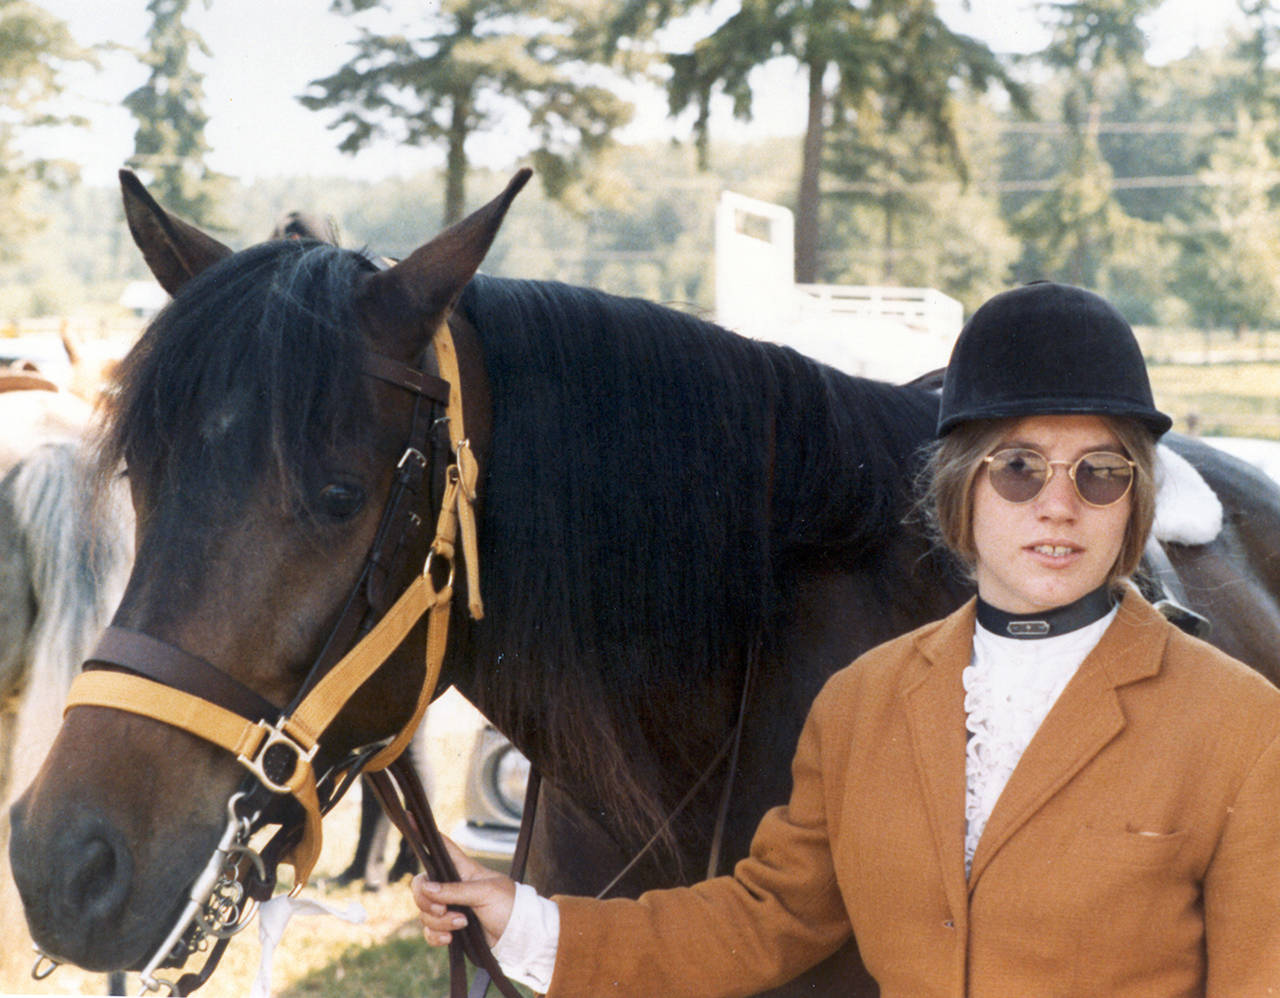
[237,718,318,795]
[397,446,428,471]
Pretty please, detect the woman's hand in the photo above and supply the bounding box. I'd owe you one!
[411,836,517,948]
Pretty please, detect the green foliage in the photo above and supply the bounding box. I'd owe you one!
[1169,112,1280,332]
[124,0,229,225]
[0,1,92,256]
[0,138,795,320]
[823,104,1021,307]
[1037,0,1162,80]
[1008,0,1158,295]
[623,0,1024,280]
[10,0,1280,348]
[301,0,635,224]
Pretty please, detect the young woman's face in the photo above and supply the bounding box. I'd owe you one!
[971,414,1131,614]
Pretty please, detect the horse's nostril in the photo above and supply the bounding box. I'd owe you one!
[62,823,133,921]
[71,837,119,909]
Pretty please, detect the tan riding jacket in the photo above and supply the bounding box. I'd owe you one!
[549,590,1280,997]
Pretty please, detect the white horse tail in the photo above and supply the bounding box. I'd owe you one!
[2,440,134,807]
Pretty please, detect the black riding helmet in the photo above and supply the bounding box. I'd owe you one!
[937,281,1172,438]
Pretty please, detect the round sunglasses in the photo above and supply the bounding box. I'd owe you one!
[982,447,1136,507]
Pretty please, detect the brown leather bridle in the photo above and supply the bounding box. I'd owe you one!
[50,318,521,997]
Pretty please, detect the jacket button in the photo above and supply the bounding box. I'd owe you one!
[943,920,955,929]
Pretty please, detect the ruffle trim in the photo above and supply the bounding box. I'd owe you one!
[963,611,1115,870]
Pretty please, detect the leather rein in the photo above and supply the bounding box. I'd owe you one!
[48,319,522,998]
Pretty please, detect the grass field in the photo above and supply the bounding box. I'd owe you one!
[1130,326,1280,440]
[1146,361,1280,439]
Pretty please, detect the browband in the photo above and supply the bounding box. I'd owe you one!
[363,351,451,403]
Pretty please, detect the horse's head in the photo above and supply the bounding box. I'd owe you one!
[8,168,528,979]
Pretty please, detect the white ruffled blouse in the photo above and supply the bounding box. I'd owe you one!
[963,608,1116,873]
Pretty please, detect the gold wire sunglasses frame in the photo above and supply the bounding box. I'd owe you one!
[982,448,1137,508]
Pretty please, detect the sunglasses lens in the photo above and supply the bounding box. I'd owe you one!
[987,449,1049,503]
[986,449,1134,506]
[1075,452,1134,506]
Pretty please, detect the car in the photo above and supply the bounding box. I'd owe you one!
[451,722,529,871]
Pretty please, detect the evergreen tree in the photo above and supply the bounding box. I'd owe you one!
[610,0,1022,282]
[301,0,633,225]
[1011,0,1160,292]
[123,0,227,225]
[0,0,92,255]
[824,101,1020,307]
[1172,112,1280,334]
[1166,9,1280,335]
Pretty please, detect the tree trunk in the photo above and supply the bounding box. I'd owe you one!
[444,97,470,226]
[795,59,828,284]
[882,195,896,283]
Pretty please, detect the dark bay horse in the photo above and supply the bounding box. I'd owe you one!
[10,171,1280,997]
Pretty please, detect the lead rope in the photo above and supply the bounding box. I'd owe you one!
[366,758,525,998]
[464,767,541,998]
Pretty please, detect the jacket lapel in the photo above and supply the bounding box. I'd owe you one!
[967,590,1168,887]
[902,600,977,923]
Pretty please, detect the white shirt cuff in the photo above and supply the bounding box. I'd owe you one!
[491,882,560,993]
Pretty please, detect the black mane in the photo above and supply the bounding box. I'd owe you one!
[100,240,375,521]
[456,275,940,849]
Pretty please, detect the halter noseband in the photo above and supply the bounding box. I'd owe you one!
[56,321,484,995]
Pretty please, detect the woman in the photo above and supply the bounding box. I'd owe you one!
[413,282,1280,996]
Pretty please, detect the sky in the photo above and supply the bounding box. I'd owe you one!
[26,0,1248,187]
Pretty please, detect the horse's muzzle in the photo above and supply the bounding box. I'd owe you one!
[9,793,139,971]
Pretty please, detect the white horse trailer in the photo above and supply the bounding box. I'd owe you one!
[714,191,963,384]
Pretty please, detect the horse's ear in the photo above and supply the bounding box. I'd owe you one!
[361,168,532,347]
[119,169,233,296]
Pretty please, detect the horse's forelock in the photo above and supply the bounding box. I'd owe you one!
[99,242,376,516]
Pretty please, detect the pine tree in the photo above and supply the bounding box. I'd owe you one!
[301,0,633,224]
[1011,0,1160,291]
[124,0,227,225]
[0,1,92,253]
[613,0,1022,282]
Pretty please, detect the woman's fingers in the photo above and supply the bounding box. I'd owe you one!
[412,858,517,949]
[415,886,469,947]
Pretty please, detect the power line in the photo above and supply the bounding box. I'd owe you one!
[1000,121,1238,135]
[828,171,1280,194]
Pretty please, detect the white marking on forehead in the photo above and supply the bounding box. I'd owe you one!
[201,403,243,441]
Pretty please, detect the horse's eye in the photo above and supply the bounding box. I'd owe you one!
[318,482,365,520]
